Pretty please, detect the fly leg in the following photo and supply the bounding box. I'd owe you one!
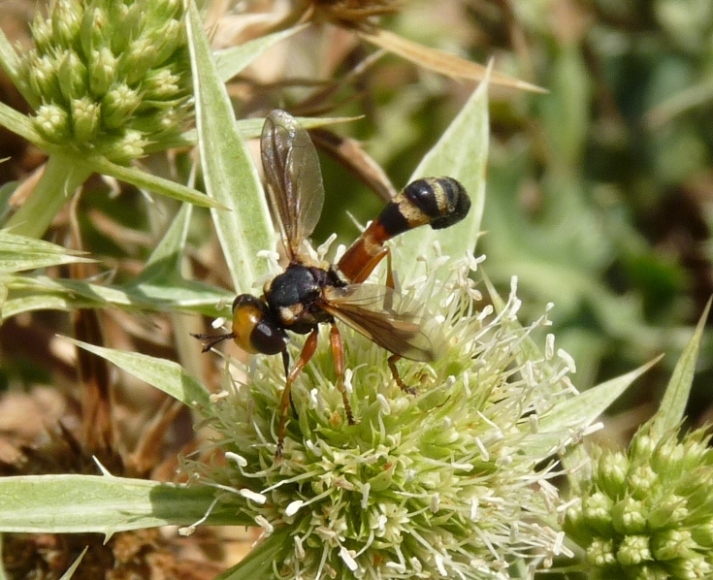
[358,250,417,393]
[388,354,417,395]
[276,328,319,459]
[351,247,394,286]
[329,323,355,426]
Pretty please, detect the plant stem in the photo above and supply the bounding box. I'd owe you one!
[5,153,92,238]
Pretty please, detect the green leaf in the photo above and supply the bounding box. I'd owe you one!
[0,230,94,273]
[91,156,223,209]
[537,357,661,438]
[1,275,231,320]
[650,297,712,439]
[3,153,92,238]
[134,203,192,284]
[214,25,307,82]
[0,100,41,144]
[186,2,274,294]
[216,526,291,580]
[0,475,247,534]
[68,339,210,409]
[396,77,489,278]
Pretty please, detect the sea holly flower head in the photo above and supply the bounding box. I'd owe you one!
[564,424,713,579]
[18,0,191,162]
[184,251,582,579]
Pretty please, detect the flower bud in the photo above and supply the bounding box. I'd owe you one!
[70,97,100,142]
[33,104,70,143]
[79,6,109,59]
[612,497,647,535]
[617,535,652,566]
[143,68,181,101]
[30,10,53,53]
[648,494,688,530]
[651,528,695,561]
[585,538,616,567]
[150,20,185,67]
[88,47,118,98]
[58,51,88,102]
[51,0,83,49]
[27,54,63,104]
[101,84,140,129]
[596,450,628,497]
[99,129,147,162]
[583,492,614,536]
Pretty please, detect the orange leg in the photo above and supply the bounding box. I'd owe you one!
[352,247,393,285]
[353,247,396,311]
[276,328,319,459]
[388,354,417,395]
[329,323,355,425]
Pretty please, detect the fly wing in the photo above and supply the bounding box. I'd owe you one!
[321,284,439,362]
[261,110,325,260]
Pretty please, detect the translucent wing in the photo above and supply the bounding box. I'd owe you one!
[261,110,325,260]
[321,284,439,362]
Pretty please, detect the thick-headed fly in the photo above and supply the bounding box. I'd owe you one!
[194,110,470,457]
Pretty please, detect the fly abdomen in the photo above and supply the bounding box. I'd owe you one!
[337,177,470,282]
[406,177,471,230]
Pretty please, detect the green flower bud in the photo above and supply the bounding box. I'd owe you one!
[101,84,141,129]
[88,47,118,98]
[666,554,711,578]
[58,51,88,102]
[51,0,83,49]
[150,20,185,67]
[612,497,647,535]
[651,528,695,561]
[617,535,653,566]
[648,494,688,529]
[691,520,713,548]
[70,97,100,142]
[30,9,53,54]
[628,464,658,500]
[34,104,71,143]
[597,450,628,497]
[681,436,711,471]
[79,6,109,60]
[651,434,684,476]
[586,538,616,567]
[113,3,143,54]
[583,492,614,535]
[103,3,129,54]
[100,129,147,162]
[629,564,670,580]
[143,68,181,101]
[28,54,63,104]
[145,0,182,23]
[121,37,159,86]
[631,432,656,459]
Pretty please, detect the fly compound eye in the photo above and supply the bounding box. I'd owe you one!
[231,294,286,355]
